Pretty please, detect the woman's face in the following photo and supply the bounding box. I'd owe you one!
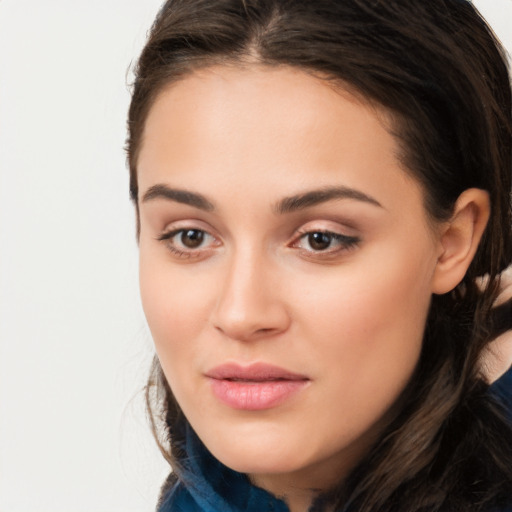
[137,66,442,494]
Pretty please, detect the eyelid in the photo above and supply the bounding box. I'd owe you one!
[157,218,219,241]
[293,229,359,247]
[292,219,359,240]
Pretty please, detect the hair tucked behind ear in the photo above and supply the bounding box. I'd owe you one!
[130,1,512,510]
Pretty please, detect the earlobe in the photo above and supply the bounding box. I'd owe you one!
[432,188,490,295]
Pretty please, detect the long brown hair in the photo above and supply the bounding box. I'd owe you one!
[126,1,512,510]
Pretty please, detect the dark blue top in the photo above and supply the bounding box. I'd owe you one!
[159,367,512,512]
[491,364,512,422]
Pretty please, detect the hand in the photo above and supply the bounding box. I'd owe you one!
[479,265,512,383]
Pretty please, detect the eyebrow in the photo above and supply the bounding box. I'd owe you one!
[141,184,214,211]
[274,186,383,214]
[141,183,382,214]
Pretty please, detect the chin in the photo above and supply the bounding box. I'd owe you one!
[219,452,305,476]
[203,431,308,475]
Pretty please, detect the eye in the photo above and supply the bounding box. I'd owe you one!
[157,227,219,258]
[176,229,206,248]
[294,230,359,254]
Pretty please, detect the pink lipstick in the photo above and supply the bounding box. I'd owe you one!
[205,363,309,410]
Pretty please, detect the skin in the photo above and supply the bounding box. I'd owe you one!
[136,65,489,512]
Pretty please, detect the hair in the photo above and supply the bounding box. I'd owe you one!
[126,1,512,510]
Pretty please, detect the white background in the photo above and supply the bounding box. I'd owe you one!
[0,1,510,511]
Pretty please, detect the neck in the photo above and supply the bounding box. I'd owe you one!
[248,448,358,512]
[247,409,396,512]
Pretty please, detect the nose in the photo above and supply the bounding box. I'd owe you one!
[211,250,290,342]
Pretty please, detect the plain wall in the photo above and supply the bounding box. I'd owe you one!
[0,1,510,511]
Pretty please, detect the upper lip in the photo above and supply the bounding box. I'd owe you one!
[205,362,309,381]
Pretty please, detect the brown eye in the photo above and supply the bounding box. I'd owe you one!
[294,230,360,255]
[308,232,333,251]
[158,227,219,259]
[181,229,205,248]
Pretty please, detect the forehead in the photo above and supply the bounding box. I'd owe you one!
[137,64,421,213]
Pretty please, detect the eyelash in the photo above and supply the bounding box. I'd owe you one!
[157,228,218,259]
[157,227,360,260]
[292,229,360,257]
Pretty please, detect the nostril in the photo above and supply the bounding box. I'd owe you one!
[256,327,274,334]
[213,322,285,342]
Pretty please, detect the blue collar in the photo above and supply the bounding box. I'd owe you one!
[490,364,512,421]
[158,422,290,512]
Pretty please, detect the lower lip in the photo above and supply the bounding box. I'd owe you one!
[209,378,309,410]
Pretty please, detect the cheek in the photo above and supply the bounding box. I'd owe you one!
[296,259,431,340]
[297,284,425,393]
[292,240,435,401]
[139,249,211,361]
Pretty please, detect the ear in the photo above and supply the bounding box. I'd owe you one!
[432,188,490,295]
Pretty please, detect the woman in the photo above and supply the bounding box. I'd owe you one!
[126,0,512,510]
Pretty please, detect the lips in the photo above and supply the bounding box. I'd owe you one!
[205,363,310,410]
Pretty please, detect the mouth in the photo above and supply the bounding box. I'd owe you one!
[205,362,310,410]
